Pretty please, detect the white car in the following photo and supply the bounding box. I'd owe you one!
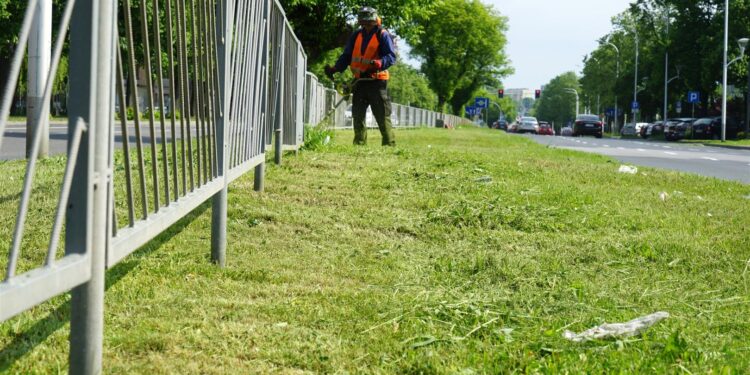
[620,123,637,136]
[518,116,539,133]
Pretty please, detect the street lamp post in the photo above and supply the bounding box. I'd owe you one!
[565,88,579,117]
[663,6,671,123]
[633,32,639,123]
[664,67,680,120]
[606,41,620,135]
[722,33,749,141]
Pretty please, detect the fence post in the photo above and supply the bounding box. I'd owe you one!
[274,25,286,165]
[67,0,115,372]
[211,0,233,268]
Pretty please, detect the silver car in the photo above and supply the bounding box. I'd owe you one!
[518,116,539,133]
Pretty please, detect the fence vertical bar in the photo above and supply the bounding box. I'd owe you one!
[274,19,285,165]
[67,0,114,371]
[254,0,270,192]
[211,0,233,267]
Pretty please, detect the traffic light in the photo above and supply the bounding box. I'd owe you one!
[497,89,504,98]
[535,89,541,99]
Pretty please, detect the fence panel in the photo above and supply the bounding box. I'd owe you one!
[0,0,94,323]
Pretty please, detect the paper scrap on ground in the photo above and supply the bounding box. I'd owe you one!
[618,165,638,174]
[563,312,669,342]
[659,192,669,201]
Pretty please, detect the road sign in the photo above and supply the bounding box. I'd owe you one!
[687,91,700,104]
[475,97,489,109]
[465,105,477,116]
[631,101,639,110]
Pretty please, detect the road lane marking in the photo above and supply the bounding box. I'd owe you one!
[664,151,677,155]
[637,148,646,152]
[617,147,625,150]
[603,144,610,147]
[663,146,672,149]
[701,157,718,161]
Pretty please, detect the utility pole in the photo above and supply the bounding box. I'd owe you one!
[26,0,52,158]
[663,6,670,125]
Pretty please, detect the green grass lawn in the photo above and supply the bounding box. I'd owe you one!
[2,127,750,373]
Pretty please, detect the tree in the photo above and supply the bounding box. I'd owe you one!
[387,63,438,109]
[580,0,750,123]
[407,0,512,114]
[461,87,516,124]
[278,0,439,64]
[533,72,579,130]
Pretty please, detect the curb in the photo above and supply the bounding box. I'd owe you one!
[701,143,750,151]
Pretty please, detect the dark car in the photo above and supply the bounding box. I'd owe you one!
[690,117,741,140]
[572,114,603,138]
[664,118,695,141]
[495,120,508,131]
[641,121,664,139]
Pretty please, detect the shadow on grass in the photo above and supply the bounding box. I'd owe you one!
[0,200,212,371]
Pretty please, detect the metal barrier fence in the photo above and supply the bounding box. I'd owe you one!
[0,0,470,372]
[301,77,466,130]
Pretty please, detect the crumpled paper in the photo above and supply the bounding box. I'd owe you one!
[618,165,638,174]
[563,312,669,342]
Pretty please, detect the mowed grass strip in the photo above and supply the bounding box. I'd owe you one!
[2,126,750,373]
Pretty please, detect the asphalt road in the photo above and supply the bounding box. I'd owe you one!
[1,120,209,160]
[522,133,750,184]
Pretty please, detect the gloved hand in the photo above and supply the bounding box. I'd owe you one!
[364,60,383,77]
[324,65,336,80]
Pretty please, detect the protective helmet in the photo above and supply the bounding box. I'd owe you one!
[357,6,378,22]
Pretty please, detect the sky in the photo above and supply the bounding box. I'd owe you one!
[484,0,635,90]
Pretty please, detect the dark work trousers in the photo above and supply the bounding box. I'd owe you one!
[352,79,395,146]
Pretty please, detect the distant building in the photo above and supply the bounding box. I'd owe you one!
[505,88,535,103]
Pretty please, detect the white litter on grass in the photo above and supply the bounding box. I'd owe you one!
[323,135,331,145]
[563,312,669,342]
[659,192,669,201]
[618,165,638,174]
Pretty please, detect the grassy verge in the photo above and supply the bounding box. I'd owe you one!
[2,127,750,373]
[682,138,750,147]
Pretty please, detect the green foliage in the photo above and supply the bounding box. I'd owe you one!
[387,63,438,110]
[462,87,516,123]
[407,0,513,114]
[581,0,750,121]
[533,71,580,129]
[3,127,750,372]
[278,0,441,64]
[301,124,334,151]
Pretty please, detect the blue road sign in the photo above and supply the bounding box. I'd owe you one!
[465,105,477,116]
[631,101,639,110]
[688,91,700,104]
[475,97,489,109]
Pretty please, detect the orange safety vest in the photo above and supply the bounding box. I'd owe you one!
[350,29,390,80]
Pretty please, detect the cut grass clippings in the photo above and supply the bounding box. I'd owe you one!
[2,126,750,373]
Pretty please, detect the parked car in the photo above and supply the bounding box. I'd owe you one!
[690,116,741,140]
[572,114,603,138]
[507,122,519,133]
[560,126,573,136]
[492,119,508,130]
[518,116,539,134]
[620,123,637,136]
[641,121,664,139]
[664,118,695,141]
[537,121,554,135]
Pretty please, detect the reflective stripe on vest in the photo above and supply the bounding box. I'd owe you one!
[351,30,390,80]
